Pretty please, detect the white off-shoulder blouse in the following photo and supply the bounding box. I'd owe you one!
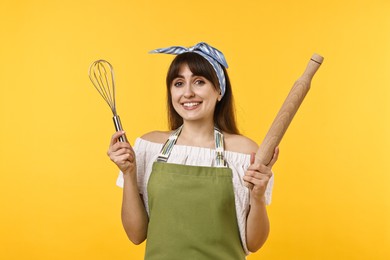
[116,137,274,255]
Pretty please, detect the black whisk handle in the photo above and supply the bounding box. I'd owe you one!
[113,115,127,143]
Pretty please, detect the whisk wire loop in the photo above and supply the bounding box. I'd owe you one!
[89,60,118,115]
[98,62,115,112]
[88,59,127,142]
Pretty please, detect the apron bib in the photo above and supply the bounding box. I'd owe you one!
[145,126,245,260]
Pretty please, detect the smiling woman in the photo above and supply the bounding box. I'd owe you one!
[165,50,239,134]
[170,63,221,125]
[107,42,278,259]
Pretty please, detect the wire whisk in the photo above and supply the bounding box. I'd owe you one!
[88,60,127,142]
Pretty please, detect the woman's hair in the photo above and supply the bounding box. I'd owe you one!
[166,52,240,135]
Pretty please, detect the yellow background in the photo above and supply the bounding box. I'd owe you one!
[1,0,389,259]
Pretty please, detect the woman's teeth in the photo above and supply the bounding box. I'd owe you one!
[183,102,200,107]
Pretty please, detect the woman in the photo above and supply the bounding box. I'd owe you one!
[108,42,279,259]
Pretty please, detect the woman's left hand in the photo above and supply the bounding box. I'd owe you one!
[243,147,279,203]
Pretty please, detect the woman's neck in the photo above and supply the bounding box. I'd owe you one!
[176,121,215,148]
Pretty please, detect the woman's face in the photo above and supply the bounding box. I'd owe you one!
[170,64,221,125]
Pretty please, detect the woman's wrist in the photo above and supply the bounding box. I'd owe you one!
[250,195,267,208]
[123,170,137,184]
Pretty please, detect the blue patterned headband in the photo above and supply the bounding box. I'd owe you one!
[149,42,228,97]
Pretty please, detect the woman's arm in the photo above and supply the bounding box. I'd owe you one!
[108,131,148,244]
[121,174,148,244]
[245,184,270,252]
[244,148,279,252]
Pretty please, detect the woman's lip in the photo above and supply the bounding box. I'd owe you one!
[181,102,202,110]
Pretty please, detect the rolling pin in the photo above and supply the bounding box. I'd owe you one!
[248,54,324,189]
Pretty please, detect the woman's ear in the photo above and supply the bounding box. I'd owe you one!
[217,92,222,102]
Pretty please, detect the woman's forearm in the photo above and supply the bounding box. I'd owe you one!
[121,173,149,245]
[246,197,270,252]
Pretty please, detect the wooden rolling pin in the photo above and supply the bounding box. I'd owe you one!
[249,54,324,188]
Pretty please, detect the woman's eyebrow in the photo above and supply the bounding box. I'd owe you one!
[174,74,199,79]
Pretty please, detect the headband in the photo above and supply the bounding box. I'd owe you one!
[149,42,228,97]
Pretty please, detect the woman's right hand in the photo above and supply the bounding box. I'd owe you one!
[107,131,136,176]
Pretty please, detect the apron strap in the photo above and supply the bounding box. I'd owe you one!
[156,125,227,168]
[156,125,183,163]
[214,126,228,167]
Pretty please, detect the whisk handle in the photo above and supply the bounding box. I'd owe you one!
[113,115,127,143]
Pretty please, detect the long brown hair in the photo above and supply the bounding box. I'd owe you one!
[166,52,239,135]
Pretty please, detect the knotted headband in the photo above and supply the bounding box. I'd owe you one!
[149,42,229,97]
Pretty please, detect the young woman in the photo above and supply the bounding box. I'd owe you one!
[107,42,279,259]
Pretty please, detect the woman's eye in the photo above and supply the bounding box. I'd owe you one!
[174,81,183,87]
[195,79,205,85]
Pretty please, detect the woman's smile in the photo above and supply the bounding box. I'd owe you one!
[182,101,202,110]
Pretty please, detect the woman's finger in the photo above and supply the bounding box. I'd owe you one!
[112,154,131,165]
[243,175,269,187]
[111,147,132,157]
[112,142,131,151]
[250,152,255,164]
[245,169,272,179]
[247,163,270,174]
[109,131,126,147]
[109,141,132,155]
[267,146,279,168]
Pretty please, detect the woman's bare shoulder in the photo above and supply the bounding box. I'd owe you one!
[140,130,172,144]
[223,133,259,155]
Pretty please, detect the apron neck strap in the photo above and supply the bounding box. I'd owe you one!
[156,125,227,168]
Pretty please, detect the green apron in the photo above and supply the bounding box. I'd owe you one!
[145,126,246,260]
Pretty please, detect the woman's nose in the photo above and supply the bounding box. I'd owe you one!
[183,84,195,98]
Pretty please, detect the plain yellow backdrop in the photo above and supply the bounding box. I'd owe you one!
[1,0,389,259]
